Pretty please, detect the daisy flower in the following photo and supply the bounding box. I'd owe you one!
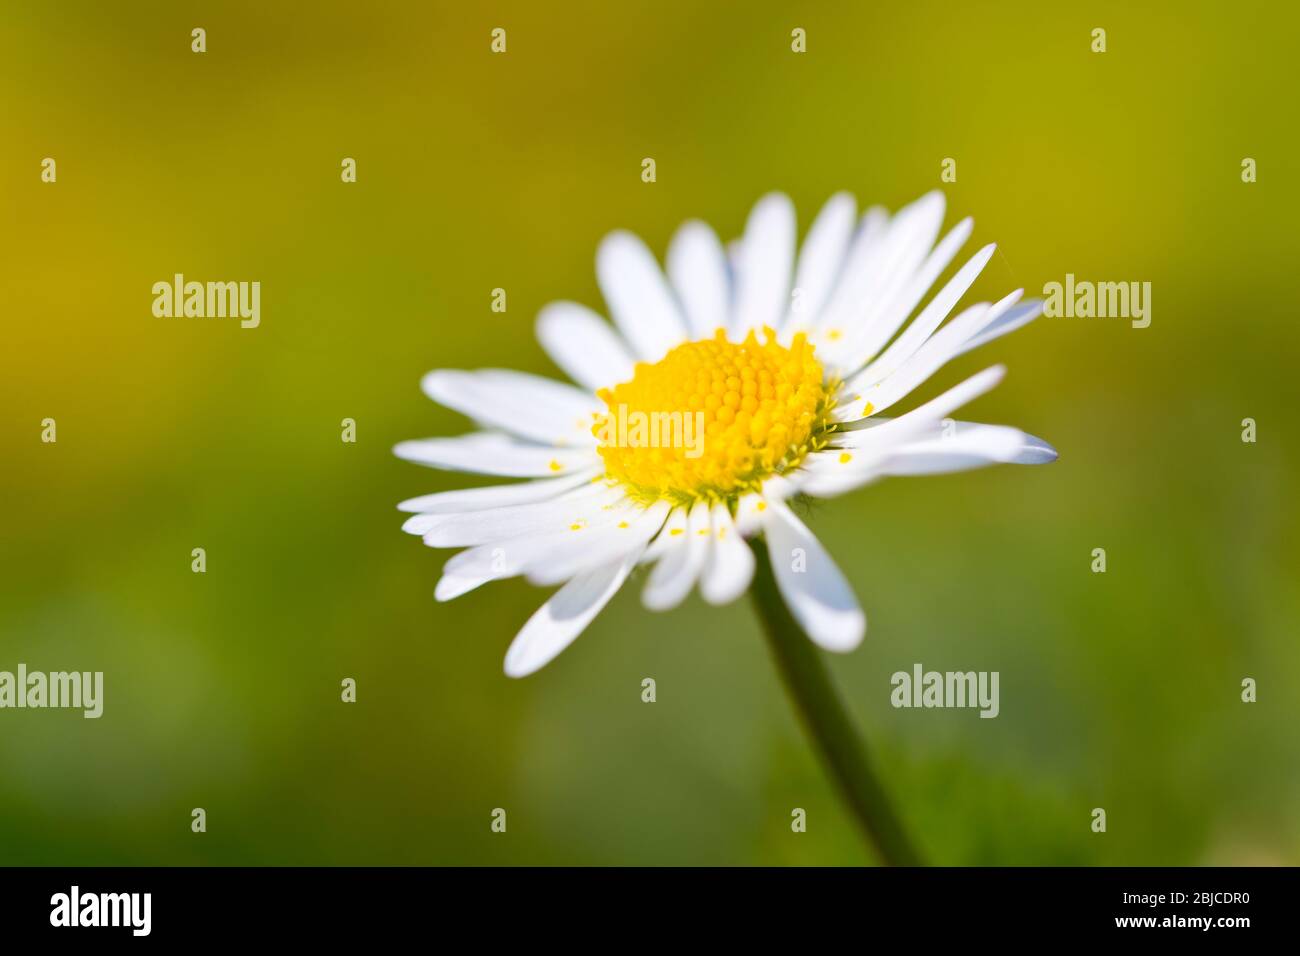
[396,191,1055,678]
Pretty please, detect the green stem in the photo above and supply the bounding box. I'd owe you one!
[749,541,923,866]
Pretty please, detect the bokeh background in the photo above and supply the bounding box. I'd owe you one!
[2,0,1297,865]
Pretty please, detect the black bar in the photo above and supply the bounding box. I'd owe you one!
[0,866,1288,942]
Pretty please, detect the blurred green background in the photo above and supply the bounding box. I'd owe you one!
[2,0,1297,865]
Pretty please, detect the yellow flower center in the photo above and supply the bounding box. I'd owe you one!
[594,327,835,504]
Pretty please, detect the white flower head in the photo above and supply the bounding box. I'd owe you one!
[396,191,1056,676]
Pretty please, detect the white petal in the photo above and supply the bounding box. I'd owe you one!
[441,499,636,574]
[876,424,1035,475]
[850,195,949,331]
[801,367,1007,497]
[525,500,670,585]
[404,484,621,547]
[700,503,755,605]
[503,553,640,677]
[763,499,864,652]
[732,192,796,333]
[816,192,945,355]
[435,571,496,602]
[844,279,1015,417]
[397,468,600,514]
[441,535,559,580]
[642,500,711,611]
[843,238,991,379]
[394,432,598,478]
[536,301,637,391]
[597,230,687,361]
[785,192,856,332]
[834,365,1005,450]
[1013,431,1059,464]
[786,466,881,500]
[812,205,891,333]
[844,416,1056,462]
[421,369,600,446]
[639,506,688,564]
[439,538,550,592]
[956,299,1044,357]
[430,495,654,606]
[846,300,992,401]
[843,289,1027,408]
[799,421,1055,493]
[734,492,772,536]
[667,220,731,340]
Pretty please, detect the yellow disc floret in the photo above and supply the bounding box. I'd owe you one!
[593,327,835,504]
